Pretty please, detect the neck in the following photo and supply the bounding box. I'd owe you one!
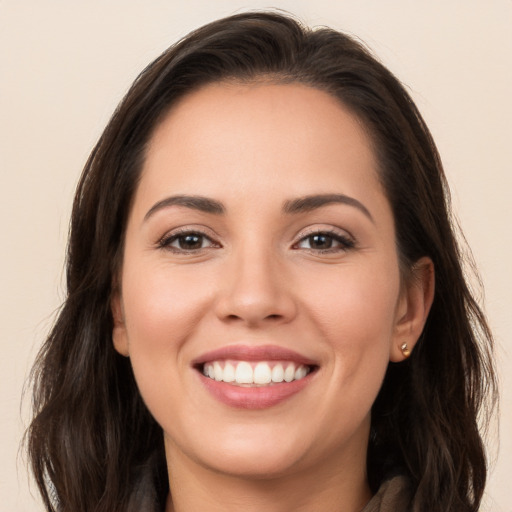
[164,440,372,512]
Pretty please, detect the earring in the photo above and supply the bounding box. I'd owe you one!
[400,343,411,358]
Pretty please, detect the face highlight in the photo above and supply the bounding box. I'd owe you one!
[112,82,430,483]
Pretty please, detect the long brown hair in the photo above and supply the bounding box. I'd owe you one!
[27,11,496,512]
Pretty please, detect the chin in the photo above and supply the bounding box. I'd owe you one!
[202,447,306,480]
[167,422,313,479]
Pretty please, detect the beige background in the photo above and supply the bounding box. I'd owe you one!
[1,1,510,510]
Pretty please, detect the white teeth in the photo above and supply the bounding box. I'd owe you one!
[223,362,235,382]
[235,361,253,384]
[294,365,308,380]
[284,364,295,382]
[202,361,310,386]
[271,364,284,383]
[253,362,272,384]
[213,362,223,381]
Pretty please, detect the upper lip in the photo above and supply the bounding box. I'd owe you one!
[192,344,318,367]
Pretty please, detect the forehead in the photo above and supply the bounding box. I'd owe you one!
[136,82,385,213]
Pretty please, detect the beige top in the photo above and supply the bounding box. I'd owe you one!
[361,476,411,512]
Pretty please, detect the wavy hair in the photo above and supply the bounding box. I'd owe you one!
[26,11,496,512]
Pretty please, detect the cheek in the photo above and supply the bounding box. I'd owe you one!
[300,262,399,408]
[122,263,212,347]
[302,261,400,344]
[120,263,215,401]
[119,263,218,432]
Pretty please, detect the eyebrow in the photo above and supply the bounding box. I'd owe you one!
[144,195,225,221]
[144,192,373,223]
[283,194,374,222]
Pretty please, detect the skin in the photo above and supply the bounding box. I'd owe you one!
[112,82,434,512]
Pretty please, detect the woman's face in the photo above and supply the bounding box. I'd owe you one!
[113,82,418,479]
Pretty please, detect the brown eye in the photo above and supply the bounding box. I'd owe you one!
[160,231,217,252]
[295,231,354,252]
[307,234,333,250]
[176,233,204,250]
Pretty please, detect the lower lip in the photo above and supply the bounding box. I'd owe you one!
[198,372,314,409]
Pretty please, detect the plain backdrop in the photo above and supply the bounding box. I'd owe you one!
[1,1,510,510]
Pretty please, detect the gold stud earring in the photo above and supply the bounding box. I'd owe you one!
[400,343,411,358]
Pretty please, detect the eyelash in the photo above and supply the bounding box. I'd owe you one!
[157,228,355,254]
[157,229,220,253]
[292,229,355,253]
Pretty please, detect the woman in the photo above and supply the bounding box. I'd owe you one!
[27,11,496,512]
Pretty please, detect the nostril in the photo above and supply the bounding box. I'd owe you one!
[223,313,282,322]
[215,286,297,325]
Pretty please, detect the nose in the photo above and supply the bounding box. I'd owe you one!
[214,247,297,327]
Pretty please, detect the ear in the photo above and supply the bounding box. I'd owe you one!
[390,257,435,362]
[111,292,129,357]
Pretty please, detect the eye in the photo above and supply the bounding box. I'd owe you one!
[294,231,354,252]
[158,230,219,253]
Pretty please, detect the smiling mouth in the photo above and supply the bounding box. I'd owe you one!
[193,345,319,407]
[199,360,315,387]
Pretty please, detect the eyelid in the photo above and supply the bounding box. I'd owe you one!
[292,225,356,252]
[156,225,222,252]
[293,225,355,243]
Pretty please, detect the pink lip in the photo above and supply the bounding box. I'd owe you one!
[192,344,317,366]
[199,374,314,409]
[192,344,318,410]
